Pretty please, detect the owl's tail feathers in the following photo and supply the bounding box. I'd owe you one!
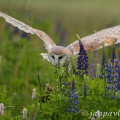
[41,53,50,62]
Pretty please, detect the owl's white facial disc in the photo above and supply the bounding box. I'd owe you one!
[48,53,69,67]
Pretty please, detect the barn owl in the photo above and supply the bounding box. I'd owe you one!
[0,11,120,67]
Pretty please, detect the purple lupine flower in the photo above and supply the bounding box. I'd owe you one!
[105,42,119,99]
[110,42,116,63]
[114,60,120,92]
[99,43,108,96]
[100,42,120,99]
[105,61,119,99]
[67,77,78,113]
[77,40,89,75]
[99,43,107,79]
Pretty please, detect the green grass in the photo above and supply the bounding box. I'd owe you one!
[0,0,120,119]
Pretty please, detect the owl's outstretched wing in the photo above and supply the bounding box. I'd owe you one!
[66,25,120,55]
[0,12,56,50]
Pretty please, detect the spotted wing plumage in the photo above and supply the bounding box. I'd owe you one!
[67,25,120,55]
[0,11,56,50]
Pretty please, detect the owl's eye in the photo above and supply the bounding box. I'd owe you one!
[51,56,55,59]
[59,56,63,60]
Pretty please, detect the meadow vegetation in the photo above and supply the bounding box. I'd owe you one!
[0,0,120,119]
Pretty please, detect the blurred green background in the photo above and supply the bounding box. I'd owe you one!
[0,0,120,115]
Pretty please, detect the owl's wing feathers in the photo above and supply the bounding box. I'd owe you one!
[66,25,120,55]
[41,53,49,62]
[0,12,56,50]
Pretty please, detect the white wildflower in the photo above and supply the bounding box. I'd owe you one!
[23,108,27,119]
[96,110,100,119]
[0,103,4,115]
[91,117,95,120]
[32,88,36,100]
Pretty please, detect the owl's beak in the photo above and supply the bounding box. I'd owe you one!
[55,64,58,67]
[55,60,58,67]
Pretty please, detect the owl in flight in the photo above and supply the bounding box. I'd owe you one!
[0,12,120,67]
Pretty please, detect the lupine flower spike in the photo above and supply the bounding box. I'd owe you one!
[99,42,107,79]
[99,42,107,95]
[116,50,120,90]
[76,34,89,76]
[111,41,116,89]
[105,41,119,99]
[67,76,78,113]
[114,60,120,92]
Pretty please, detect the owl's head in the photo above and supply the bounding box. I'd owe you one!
[48,46,72,67]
